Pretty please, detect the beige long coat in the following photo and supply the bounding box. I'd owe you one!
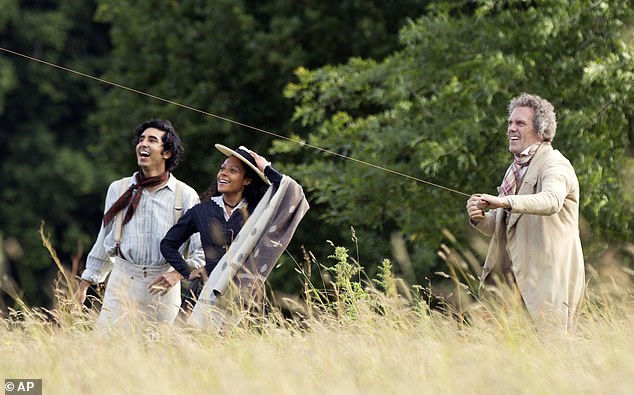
[475,143,585,332]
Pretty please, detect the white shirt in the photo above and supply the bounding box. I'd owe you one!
[211,195,246,221]
[82,173,204,283]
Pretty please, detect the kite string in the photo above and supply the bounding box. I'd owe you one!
[0,46,471,197]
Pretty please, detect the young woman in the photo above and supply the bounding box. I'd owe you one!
[157,144,283,313]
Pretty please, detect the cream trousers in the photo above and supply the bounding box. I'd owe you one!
[97,256,180,330]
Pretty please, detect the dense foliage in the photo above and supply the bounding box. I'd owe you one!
[0,0,631,309]
[0,0,427,307]
[281,0,634,278]
[0,0,111,306]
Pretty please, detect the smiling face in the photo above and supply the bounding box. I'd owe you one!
[216,156,252,195]
[136,127,171,176]
[507,106,542,155]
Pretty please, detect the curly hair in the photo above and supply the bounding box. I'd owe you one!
[508,93,557,142]
[132,119,184,171]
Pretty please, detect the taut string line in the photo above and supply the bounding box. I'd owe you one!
[0,46,471,197]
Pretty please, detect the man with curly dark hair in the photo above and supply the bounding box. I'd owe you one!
[76,119,204,329]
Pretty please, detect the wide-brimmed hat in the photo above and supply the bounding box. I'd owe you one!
[215,144,270,185]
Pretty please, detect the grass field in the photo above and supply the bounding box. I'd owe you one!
[2,256,633,395]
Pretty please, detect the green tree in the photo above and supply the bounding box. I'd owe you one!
[90,0,428,188]
[0,0,111,307]
[89,0,429,295]
[282,0,634,280]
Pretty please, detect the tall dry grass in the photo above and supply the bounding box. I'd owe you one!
[1,230,634,395]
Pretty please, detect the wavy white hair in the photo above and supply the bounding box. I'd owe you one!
[508,93,557,142]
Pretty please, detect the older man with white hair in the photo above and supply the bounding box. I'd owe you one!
[466,93,585,335]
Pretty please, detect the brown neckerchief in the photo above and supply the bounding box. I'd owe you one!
[103,171,169,226]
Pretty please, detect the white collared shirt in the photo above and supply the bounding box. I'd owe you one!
[82,172,204,283]
[211,195,246,221]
